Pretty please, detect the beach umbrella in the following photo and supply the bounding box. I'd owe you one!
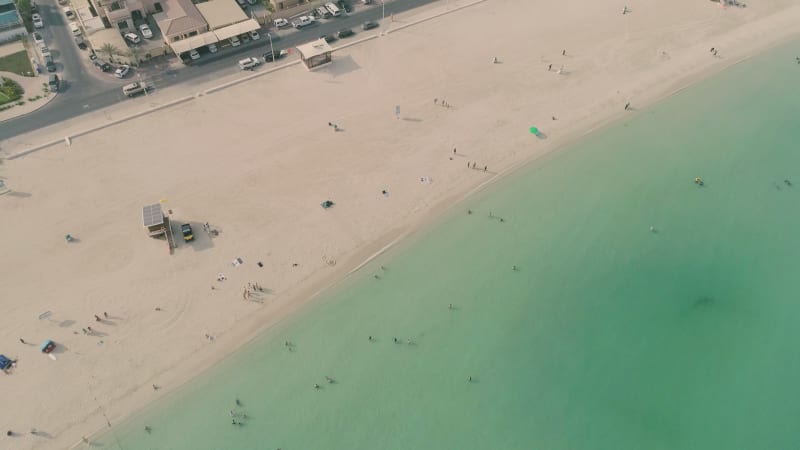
[529,126,539,135]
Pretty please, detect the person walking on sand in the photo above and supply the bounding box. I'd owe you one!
[453,147,457,155]
[562,49,566,56]
[94,314,102,321]
[19,338,25,344]
[624,102,631,111]
[548,63,552,71]
[484,166,487,172]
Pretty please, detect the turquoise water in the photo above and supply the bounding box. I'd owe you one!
[94,41,800,450]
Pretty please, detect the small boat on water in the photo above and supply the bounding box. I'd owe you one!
[694,177,704,186]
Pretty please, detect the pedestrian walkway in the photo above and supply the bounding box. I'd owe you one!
[0,71,57,123]
[0,41,25,59]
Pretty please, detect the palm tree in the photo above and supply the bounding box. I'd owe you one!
[127,46,144,66]
[99,43,121,63]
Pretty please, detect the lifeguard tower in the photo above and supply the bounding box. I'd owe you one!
[142,203,176,250]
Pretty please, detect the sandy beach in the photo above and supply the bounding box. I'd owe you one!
[1,0,799,447]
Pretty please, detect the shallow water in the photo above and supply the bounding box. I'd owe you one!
[93,40,800,450]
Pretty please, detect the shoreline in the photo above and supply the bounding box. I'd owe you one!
[1,1,799,448]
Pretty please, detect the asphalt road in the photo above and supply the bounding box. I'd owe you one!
[0,0,437,142]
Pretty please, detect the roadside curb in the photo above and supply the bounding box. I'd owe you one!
[6,94,196,160]
[0,91,57,125]
[6,0,488,158]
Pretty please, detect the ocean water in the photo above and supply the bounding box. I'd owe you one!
[92,41,800,450]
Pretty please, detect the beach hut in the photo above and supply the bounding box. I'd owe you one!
[143,203,168,237]
[296,39,333,70]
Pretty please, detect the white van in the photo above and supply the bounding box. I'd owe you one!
[122,82,145,97]
[325,2,342,17]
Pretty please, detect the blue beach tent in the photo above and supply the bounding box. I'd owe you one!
[0,354,12,370]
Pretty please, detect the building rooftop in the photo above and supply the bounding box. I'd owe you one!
[153,0,207,38]
[296,38,333,59]
[196,0,248,30]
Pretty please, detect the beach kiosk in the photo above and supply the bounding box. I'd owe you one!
[143,203,178,250]
[143,203,168,237]
[296,39,333,70]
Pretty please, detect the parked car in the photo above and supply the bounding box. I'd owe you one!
[114,65,130,78]
[274,18,289,28]
[249,30,260,40]
[320,34,337,43]
[69,22,81,36]
[139,24,153,39]
[337,28,354,38]
[32,13,44,29]
[189,49,200,60]
[337,0,352,12]
[316,6,331,18]
[47,74,59,92]
[94,59,112,72]
[207,43,218,53]
[230,36,241,47]
[40,46,51,60]
[181,224,194,241]
[362,20,378,30]
[240,33,250,43]
[32,32,44,45]
[63,7,75,19]
[292,16,314,28]
[238,56,261,70]
[124,32,141,44]
[75,35,87,49]
[263,49,289,62]
[46,60,56,72]
[122,82,145,97]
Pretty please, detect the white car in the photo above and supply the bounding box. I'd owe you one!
[238,57,260,70]
[139,24,153,39]
[69,22,81,36]
[274,18,289,28]
[292,16,314,29]
[63,7,75,20]
[207,43,218,53]
[124,32,141,44]
[189,49,200,60]
[230,36,241,47]
[114,65,130,78]
[32,32,44,46]
[32,13,44,29]
[249,30,260,40]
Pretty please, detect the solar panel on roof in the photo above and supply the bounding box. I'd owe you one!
[142,204,164,227]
